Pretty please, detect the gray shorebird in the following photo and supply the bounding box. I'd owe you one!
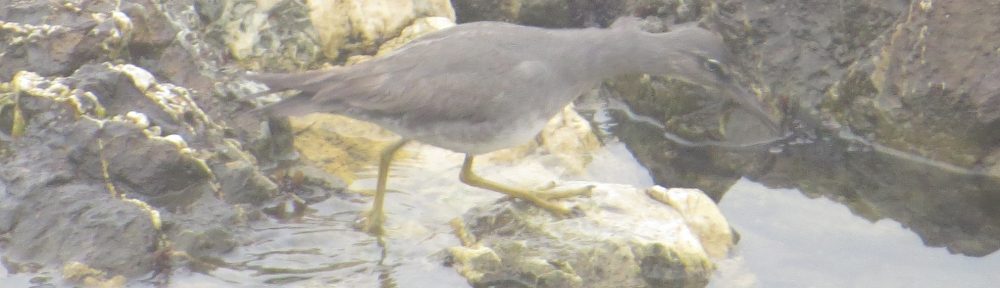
[247,18,778,234]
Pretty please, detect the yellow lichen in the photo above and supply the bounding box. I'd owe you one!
[123,111,150,128]
[97,137,122,198]
[122,198,162,231]
[90,11,133,59]
[0,20,71,44]
[81,91,108,118]
[919,0,932,12]
[10,100,25,138]
[109,64,220,135]
[62,261,126,288]
[9,71,108,118]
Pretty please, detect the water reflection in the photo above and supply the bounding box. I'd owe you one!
[714,180,1000,288]
[756,129,1000,257]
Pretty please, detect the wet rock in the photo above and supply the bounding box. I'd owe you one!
[1,72,161,277]
[821,0,1000,168]
[62,261,128,288]
[306,0,455,60]
[537,105,602,174]
[448,184,731,288]
[373,16,456,57]
[0,62,276,278]
[720,0,998,172]
[0,0,129,79]
[227,0,455,67]
[647,187,734,259]
[452,0,690,28]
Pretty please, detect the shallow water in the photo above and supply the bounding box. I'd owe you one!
[712,179,1000,288]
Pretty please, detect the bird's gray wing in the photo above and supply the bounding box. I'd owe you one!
[249,23,553,122]
[312,56,558,127]
[244,59,418,117]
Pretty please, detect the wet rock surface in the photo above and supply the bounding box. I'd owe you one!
[0,0,283,281]
[449,184,730,288]
[0,63,271,279]
[452,0,705,28]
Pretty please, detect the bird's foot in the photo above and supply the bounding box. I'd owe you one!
[534,181,595,200]
[513,183,593,217]
[460,155,592,218]
[355,209,386,236]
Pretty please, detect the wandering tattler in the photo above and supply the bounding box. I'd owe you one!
[247,18,777,234]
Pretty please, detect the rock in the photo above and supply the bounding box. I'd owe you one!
[448,184,731,288]
[1,71,161,277]
[0,62,275,278]
[373,16,456,56]
[538,105,603,175]
[229,0,455,64]
[452,0,684,28]
[0,15,94,78]
[307,0,455,60]
[62,261,127,288]
[821,0,1000,168]
[646,187,734,259]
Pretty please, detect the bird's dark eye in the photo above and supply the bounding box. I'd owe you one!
[704,59,724,74]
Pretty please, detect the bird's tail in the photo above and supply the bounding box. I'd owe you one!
[240,68,349,119]
[245,68,345,94]
[246,93,319,117]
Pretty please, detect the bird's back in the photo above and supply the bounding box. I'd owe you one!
[250,22,601,152]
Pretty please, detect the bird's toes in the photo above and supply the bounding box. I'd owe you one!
[536,183,594,200]
[354,211,386,236]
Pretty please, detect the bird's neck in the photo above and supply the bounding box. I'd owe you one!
[552,29,676,82]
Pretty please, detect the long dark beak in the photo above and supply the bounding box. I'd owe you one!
[723,80,782,136]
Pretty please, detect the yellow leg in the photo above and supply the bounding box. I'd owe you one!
[363,139,409,235]
[459,154,592,216]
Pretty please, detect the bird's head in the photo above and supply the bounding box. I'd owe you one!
[630,24,781,135]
